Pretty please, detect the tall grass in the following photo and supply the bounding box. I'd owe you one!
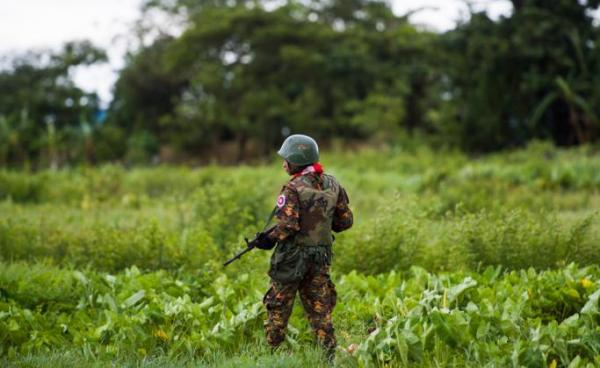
[2,143,600,365]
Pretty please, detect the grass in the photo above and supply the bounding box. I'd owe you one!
[2,142,600,366]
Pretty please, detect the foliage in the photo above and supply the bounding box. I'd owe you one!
[0,41,107,167]
[3,2,600,166]
[2,143,600,365]
[348,265,600,367]
[440,0,600,151]
[3,263,600,367]
[107,0,438,162]
[1,144,599,274]
[107,0,600,162]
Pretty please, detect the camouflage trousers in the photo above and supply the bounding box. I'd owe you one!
[263,264,337,353]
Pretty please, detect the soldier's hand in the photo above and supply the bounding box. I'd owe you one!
[249,232,276,250]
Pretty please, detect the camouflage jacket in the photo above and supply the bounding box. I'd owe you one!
[268,172,353,246]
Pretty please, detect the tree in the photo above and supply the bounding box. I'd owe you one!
[440,0,600,151]
[109,0,437,162]
[107,36,186,163]
[0,41,107,167]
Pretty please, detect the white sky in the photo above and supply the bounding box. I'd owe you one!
[0,0,513,106]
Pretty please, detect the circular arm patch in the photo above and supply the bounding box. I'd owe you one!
[276,194,286,208]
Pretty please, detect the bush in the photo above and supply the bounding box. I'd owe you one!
[454,209,597,270]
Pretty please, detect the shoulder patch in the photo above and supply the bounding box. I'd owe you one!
[276,194,286,208]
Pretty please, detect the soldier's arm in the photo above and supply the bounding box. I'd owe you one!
[267,185,301,242]
[332,186,353,232]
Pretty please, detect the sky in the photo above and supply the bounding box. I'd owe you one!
[0,0,513,106]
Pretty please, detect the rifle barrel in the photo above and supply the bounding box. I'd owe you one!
[223,246,252,267]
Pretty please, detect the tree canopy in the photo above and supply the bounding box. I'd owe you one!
[1,0,600,167]
[0,41,106,167]
[441,0,600,151]
[108,0,438,162]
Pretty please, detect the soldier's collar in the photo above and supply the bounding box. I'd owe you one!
[293,163,324,178]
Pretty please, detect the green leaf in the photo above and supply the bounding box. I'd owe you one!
[122,290,146,308]
[581,288,600,315]
[447,277,477,303]
[8,319,20,332]
[73,271,88,286]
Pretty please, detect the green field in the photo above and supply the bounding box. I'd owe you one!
[2,142,600,367]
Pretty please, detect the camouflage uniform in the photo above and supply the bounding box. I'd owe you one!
[264,170,353,355]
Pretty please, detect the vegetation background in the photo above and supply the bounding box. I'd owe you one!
[2,0,600,367]
[2,0,600,167]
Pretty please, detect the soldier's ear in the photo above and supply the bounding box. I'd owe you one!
[287,162,303,174]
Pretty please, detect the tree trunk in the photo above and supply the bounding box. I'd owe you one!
[568,106,586,144]
[511,0,525,11]
[237,133,248,164]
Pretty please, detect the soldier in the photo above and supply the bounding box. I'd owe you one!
[251,134,353,361]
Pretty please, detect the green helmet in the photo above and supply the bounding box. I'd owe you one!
[277,134,319,166]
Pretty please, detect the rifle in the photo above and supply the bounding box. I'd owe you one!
[223,241,253,267]
[223,206,278,267]
[222,225,275,267]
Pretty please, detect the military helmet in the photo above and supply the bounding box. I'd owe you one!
[278,134,319,166]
